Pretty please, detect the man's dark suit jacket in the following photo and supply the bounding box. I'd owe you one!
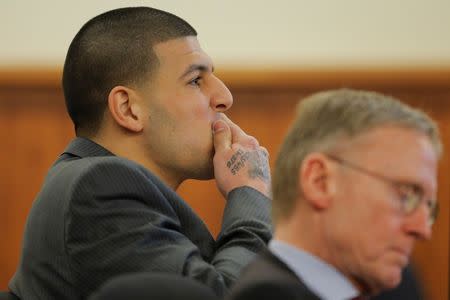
[228,250,321,300]
[228,250,424,300]
[9,138,272,299]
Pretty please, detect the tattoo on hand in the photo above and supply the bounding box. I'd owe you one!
[226,149,270,183]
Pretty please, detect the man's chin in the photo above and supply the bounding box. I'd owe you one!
[191,162,215,180]
[377,266,403,292]
[361,266,403,296]
[195,173,214,181]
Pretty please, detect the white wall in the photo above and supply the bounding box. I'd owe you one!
[2,0,450,69]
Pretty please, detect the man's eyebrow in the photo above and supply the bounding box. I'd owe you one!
[179,64,214,79]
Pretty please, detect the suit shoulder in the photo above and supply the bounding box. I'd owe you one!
[229,251,318,300]
[43,156,165,210]
[58,155,146,175]
[52,156,155,187]
[239,251,297,283]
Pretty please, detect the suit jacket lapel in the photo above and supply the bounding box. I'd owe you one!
[263,250,322,300]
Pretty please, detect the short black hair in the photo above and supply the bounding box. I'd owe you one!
[62,7,197,136]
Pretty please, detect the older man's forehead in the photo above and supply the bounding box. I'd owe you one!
[344,126,437,190]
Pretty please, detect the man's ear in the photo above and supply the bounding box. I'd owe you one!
[298,153,335,210]
[107,86,144,132]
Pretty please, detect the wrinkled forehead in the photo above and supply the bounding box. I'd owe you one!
[337,126,438,192]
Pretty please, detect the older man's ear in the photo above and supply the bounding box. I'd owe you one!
[299,153,336,210]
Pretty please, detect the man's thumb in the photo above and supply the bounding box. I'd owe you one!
[213,119,231,152]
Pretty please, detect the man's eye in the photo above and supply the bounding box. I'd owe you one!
[398,185,421,213]
[189,76,202,86]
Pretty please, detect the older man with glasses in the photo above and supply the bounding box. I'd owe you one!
[228,88,441,300]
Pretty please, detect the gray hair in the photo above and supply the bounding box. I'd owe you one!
[272,88,442,223]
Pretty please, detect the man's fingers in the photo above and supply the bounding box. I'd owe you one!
[220,115,246,141]
[213,115,271,198]
[220,114,257,146]
[213,119,231,152]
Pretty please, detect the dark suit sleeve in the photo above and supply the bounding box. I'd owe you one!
[64,158,271,298]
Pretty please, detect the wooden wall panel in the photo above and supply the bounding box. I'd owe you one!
[0,85,74,287]
[0,69,449,299]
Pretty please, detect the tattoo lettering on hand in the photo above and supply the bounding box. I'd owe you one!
[226,149,270,183]
[226,149,247,174]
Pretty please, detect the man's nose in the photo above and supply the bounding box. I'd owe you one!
[403,204,433,240]
[210,75,233,112]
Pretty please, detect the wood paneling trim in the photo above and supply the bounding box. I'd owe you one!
[0,69,62,88]
[1,68,450,90]
[218,68,450,90]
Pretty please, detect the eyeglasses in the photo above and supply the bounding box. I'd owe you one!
[326,154,438,226]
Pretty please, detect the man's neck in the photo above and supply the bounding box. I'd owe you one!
[274,216,369,296]
[89,134,182,190]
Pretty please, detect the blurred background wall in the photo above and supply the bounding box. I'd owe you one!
[1,1,449,299]
[2,0,450,68]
